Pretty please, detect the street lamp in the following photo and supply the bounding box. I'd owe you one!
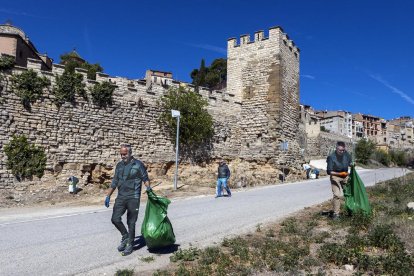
[171,109,181,190]
[280,141,289,182]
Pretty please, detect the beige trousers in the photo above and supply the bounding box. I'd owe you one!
[330,175,349,215]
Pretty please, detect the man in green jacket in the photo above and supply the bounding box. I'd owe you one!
[105,144,151,256]
[326,141,352,220]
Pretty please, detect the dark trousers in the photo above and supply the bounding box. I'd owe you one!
[111,197,140,243]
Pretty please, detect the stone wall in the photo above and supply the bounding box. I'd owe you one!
[0,60,240,190]
[306,132,354,159]
[0,26,307,195]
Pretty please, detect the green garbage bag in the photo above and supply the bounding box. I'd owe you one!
[141,190,176,249]
[343,166,372,215]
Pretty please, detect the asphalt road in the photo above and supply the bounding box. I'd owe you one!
[0,167,408,275]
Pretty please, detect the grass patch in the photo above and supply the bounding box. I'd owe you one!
[154,173,414,275]
[115,268,134,276]
[141,256,155,263]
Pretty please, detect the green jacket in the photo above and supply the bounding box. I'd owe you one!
[326,151,352,175]
[111,157,149,199]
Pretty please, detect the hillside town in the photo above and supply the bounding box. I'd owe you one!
[300,105,414,151]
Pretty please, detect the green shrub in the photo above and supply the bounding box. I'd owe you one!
[114,268,133,276]
[0,55,15,71]
[170,247,200,262]
[52,70,86,105]
[140,256,154,263]
[372,149,391,166]
[198,246,221,265]
[3,135,47,179]
[158,87,214,147]
[11,69,50,108]
[382,250,414,275]
[355,139,376,164]
[318,243,351,265]
[281,217,300,235]
[389,150,408,166]
[368,224,404,251]
[59,52,103,80]
[90,81,115,107]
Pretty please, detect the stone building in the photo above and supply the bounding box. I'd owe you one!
[384,117,414,149]
[145,69,173,87]
[227,26,302,166]
[353,113,382,138]
[316,110,352,138]
[300,105,320,138]
[352,116,364,139]
[0,25,305,192]
[0,22,52,70]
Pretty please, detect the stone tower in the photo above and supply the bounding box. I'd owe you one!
[227,26,301,166]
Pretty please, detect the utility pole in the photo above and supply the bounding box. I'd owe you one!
[171,110,181,190]
[280,141,289,182]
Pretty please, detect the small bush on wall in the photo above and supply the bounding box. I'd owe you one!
[10,69,50,109]
[3,135,47,180]
[52,70,86,106]
[90,81,115,107]
[0,55,15,71]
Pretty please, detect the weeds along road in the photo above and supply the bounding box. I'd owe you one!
[0,167,409,276]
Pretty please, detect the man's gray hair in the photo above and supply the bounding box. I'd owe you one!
[120,144,132,155]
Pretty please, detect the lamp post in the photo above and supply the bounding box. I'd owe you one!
[171,110,181,190]
[280,141,289,182]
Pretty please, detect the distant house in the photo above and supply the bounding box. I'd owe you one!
[353,113,382,138]
[351,115,364,139]
[386,117,414,149]
[145,69,173,87]
[0,22,52,70]
[316,110,352,138]
[300,104,320,137]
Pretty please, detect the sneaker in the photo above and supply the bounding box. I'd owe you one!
[121,241,133,256]
[215,195,222,198]
[117,234,129,252]
[332,214,340,220]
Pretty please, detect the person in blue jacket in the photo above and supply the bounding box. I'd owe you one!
[216,159,231,198]
[104,144,151,256]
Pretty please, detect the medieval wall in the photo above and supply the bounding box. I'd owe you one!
[227,27,302,167]
[0,59,241,190]
[1,26,307,194]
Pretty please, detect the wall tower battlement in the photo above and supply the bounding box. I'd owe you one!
[226,26,301,165]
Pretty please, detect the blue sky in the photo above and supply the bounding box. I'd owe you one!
[1,0,413,120]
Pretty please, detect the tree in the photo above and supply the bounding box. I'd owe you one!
[60,51,103,80]
[3,135,47,180]
[190,58,227,89]
[355,139,376,164]
[208,58,227,89]
[158,87,214,159]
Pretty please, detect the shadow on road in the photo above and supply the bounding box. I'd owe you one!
[133,235,180,254]
[133,235,146,250]
[148,244,180,254]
